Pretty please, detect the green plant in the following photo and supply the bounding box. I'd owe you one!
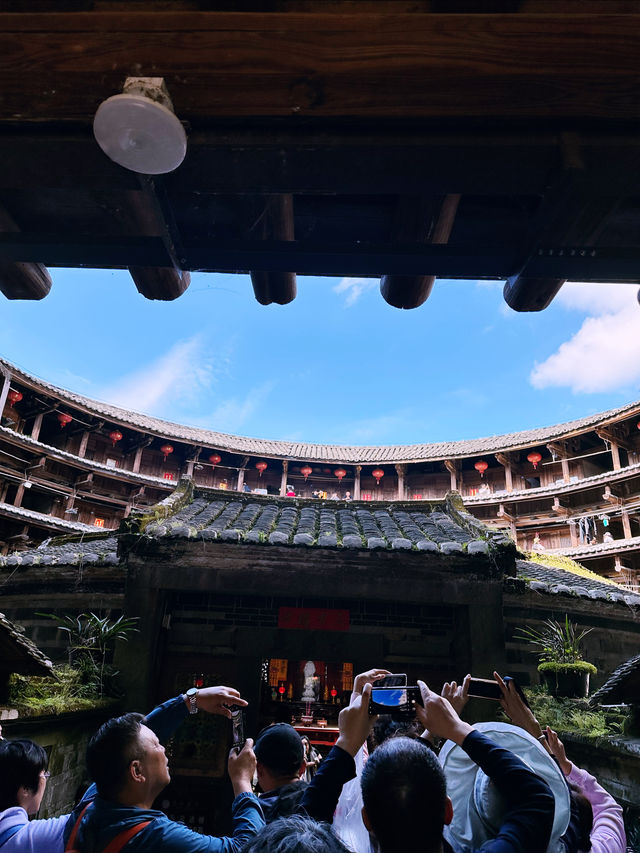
[515,615,592,664]
[8,665,117,716]
[39,612,138,698]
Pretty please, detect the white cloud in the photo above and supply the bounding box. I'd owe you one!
[333,277,378,306]
[201,381,275,434]
[530,283,640,392]
[100,335,220,415]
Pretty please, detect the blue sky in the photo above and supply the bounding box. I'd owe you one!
[2,269,639,446]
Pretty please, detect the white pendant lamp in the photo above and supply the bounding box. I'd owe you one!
[93,77,187,175]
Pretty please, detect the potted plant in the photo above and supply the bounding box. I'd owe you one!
[517,615,597,699]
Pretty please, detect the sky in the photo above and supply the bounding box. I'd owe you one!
[1,270,639,446]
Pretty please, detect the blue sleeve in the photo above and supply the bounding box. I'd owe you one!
[145,694,189,743]
[128,793,265,852]
[300,745,356,823]
[461,731,555,853]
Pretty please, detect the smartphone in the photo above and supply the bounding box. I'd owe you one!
[230,705,246,751]
[378,673,407,687]
[467,677,502,701]
[368,686,423,719]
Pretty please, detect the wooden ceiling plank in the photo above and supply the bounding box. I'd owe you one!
[1,13,640,121]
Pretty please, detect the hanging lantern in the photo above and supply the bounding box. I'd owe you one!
[371,468,385,485]
[109,430,123,447]
[256,461,268,477]
[7,390,22,407]
[334,468,347,482]
[474,460,488,477]
[330,686,338,698]
[527,451,542,470]
[209,453,221,466]
[57,412,73,429]
[637,421,640,430]
[160,443,174,461]
[301,465,313,481]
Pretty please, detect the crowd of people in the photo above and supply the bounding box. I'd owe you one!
[0,668,629,853]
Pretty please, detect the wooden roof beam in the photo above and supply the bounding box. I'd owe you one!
[504,134,623,312]
[250,194,296,305]
[127,176,190,301]
[381,194,460,309]
[0,206,51,301]
[595,426,636,453]
[552,497,570,516]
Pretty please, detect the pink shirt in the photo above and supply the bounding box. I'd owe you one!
[567,763,626,853]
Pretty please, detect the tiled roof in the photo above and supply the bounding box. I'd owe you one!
[0,611,54,676]
[553,536,640,561]
[4,358,640,464]
[589,654,640,706]
[0,534,119,568]
[514,558,640,606]
[142,490,502,557]
[0,501,106,534]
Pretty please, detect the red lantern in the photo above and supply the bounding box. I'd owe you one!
[7,390,22,407]
[195,674,204,689]
[637,421,640,430]
[109,430,123,447]
[209,453,221,466]
[256,461,268,477]
[301,465,313,481]
[527,451,542,470]
[371,468,384,485]
[57,413,73,429]
[330,686,337,698]
[334,468,347,482]
[278,684,285,695]
[474,460,488,477]
[160,443,174,461]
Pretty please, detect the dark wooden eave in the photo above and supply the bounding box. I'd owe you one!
[1,3,640,309]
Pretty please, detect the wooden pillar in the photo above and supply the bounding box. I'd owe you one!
[31,413,43,442]
[622,510,632,540]
[609,441,621,471]
[0,482,8,503]
[14,483,25,508]
[354,465,362,500]
[495,453,513,492]
[0,372,11,414]
[569,520,578,547]
[444,459,458,491]
[132,445,144,474]
[237,456,250,492]
[561,457,570,483]
[77,430,90,459]
[280,461,289,497]
[395,464,406,501]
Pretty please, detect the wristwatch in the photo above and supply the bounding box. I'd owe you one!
[186,687,199,715]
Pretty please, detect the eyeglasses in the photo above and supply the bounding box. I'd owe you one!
[42,771,51,779]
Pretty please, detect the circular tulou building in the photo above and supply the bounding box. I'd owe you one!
[2,355,640,825]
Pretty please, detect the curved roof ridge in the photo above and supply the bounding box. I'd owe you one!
[3,356,640,463]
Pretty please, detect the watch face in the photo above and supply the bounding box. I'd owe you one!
[186,688,198,697]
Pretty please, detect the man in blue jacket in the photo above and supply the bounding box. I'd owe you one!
[64,686,265,853]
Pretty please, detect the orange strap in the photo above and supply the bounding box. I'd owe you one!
[65,803,151,853]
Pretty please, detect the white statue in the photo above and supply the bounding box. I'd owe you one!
[301,660,319,701]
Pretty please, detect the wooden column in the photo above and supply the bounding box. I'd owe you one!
[622,510,632,540]
[77,430,90,459]
[280,461,289,497]
[237,456,250,492]
[132,445,144,474]
[0,482,8,503]
[354,465,362,500]
[569,520,579,547]
[495,453,513,492]
[14,483,25,508]
[0,372,10,414]
[444,459,458,491]
[30,413,43,442]
[395,464,406,501]
[609,441,621,471]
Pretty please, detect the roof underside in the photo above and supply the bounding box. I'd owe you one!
[1,1,640,311]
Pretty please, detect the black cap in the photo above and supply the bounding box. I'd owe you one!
[254,723,304,776]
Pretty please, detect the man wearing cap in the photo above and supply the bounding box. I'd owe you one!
[253,724,308,822]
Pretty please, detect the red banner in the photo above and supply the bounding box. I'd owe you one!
[278,607,349,632]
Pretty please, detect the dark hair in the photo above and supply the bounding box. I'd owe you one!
[0,739,48,810]
[369,715,423,752]
[244,816,351,853]
[254,724,304,778]
[361,736,447,853]
[86,712,145,799]
[568,784,594,852]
